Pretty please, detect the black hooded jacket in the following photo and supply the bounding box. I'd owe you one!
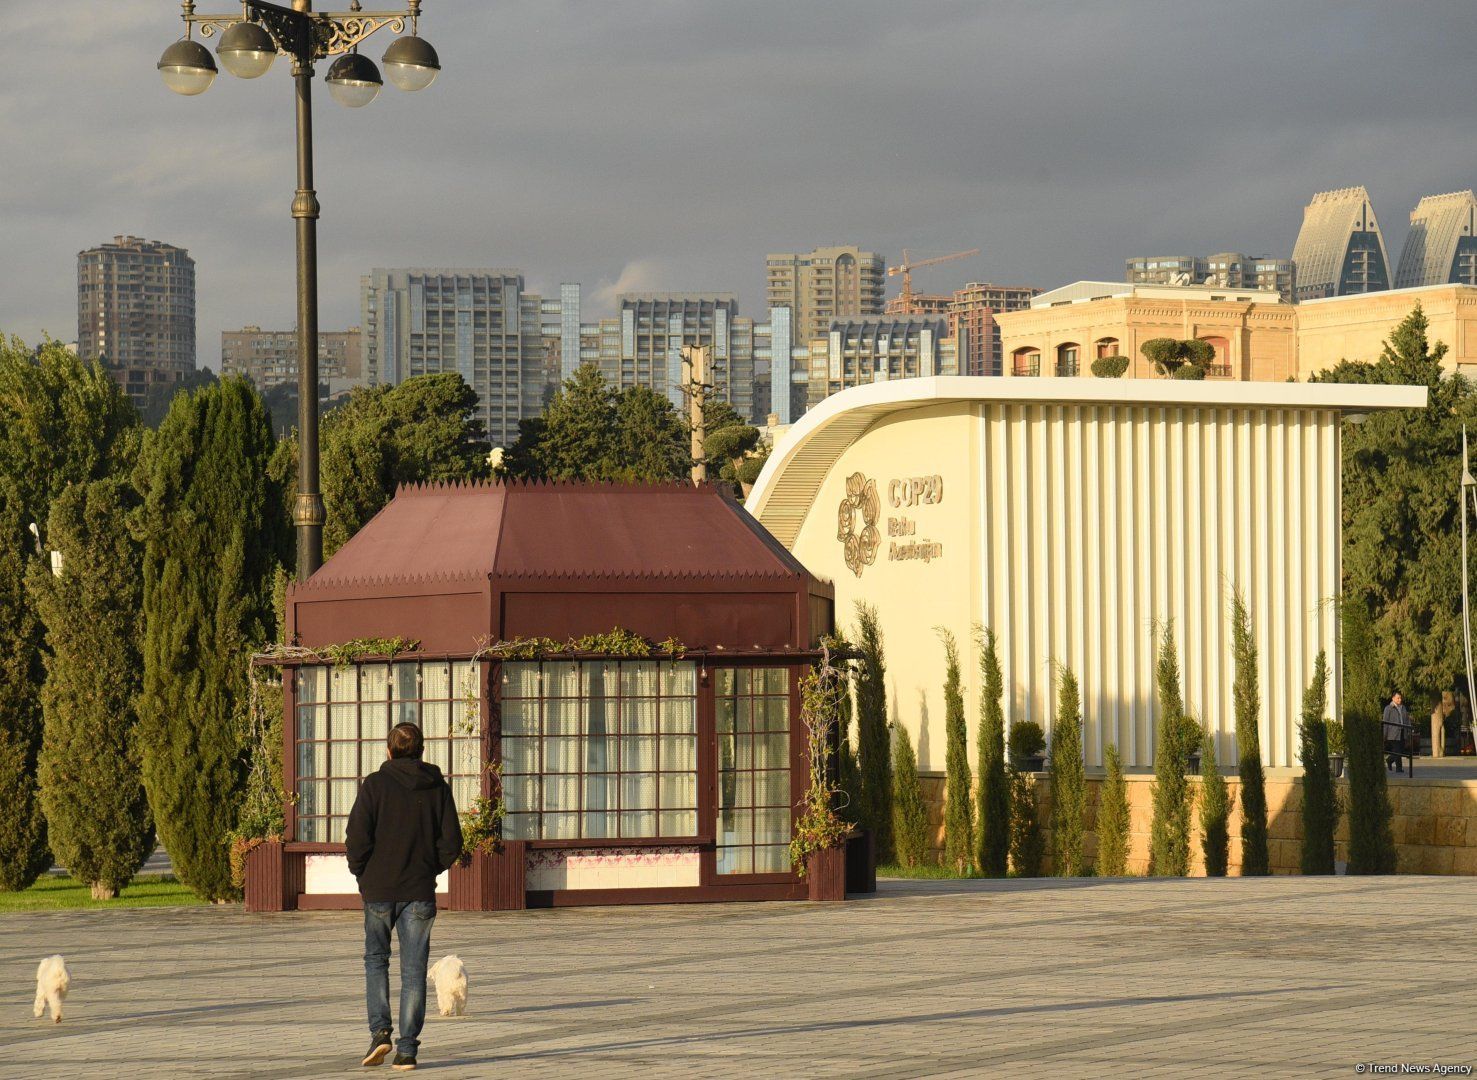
[345,758,463,903]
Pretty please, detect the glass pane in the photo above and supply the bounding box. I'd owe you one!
[585,728,614,772]
[423,740,449,772]
[735,698,753,733]
[583,661,616,697]
[503,774,538,813]
[330,666,357,703]
[620,736,658,772]
[361,703,389,739]
[659,699,695,734]
[623,698,657,736]
[621,772,656,811]
[452,661,477,703]
[422,701,450,740]
[733,772,754,808]
[660,735,697,772]
[330,704,358,742]
[544,736,579,773]
[392,662,419,701]
[297,815,325,843]
[736,734,753,770]
[659,809,697,837]
[717,845,750,875]
[757,697,789,732]
[659,772,696,809]
[765,668,789,696]
[737,668,752,695]
[422,661,451,700]
[753,732,788,769]
[501,736,536,774]
[544,662,579,698]
[297,706,322,741]
[453,737,481,775]
[716,668,735,695]
[661,662,696,697]
[620,661,658,697]
[501,700,537,737]
[755,807,791,845]
[546,700,580,736]
[360,664,390,701]
[503,812,535,840]
[393,700,420,726]
[718,734,737,779]
[582,811,613,838]
[361,741,383,776]
[584,773,615,814]
[502,662,539,698]
[297,666,326,704]
[544,812,579,839]
[716,697,736,734]
[453,776,478,810]
[619,810,656,838]
[543,774,579,812]
[722,808,753,846]
[296,779,324,817]
[331,779,358,815]
[755,770,790,806]
[330,740,358,778]
[297,741,326,780]
[754,845,790,873]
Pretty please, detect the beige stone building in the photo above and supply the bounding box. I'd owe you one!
[1297,284,1477,376]
[221,326,363,389]
[996,281,1297,382]
[765,245,885,346]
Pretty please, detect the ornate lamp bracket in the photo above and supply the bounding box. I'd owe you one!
[180,0,416,64]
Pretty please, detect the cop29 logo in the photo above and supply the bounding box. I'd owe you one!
[836,471,881,578]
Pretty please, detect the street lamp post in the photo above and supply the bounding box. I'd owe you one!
[158,0,440,580]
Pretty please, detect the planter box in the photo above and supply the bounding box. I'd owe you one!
[243,840,304,913]
[807,846,847,902]
[447,841,526,911]
[845,830,876,895]
[1013,754,1045,773]
[1328,754,1345,779]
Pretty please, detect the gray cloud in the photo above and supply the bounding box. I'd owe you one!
[3,0,1473,366]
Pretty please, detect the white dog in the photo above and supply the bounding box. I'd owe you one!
[33,956,70,1024]
[427,954,466,1018]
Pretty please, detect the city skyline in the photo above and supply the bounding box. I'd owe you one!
[4,1,1475,368]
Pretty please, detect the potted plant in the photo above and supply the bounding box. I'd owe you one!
[1009,719,1046,772]
[449,764,523,910]
[1326,718,1347,779]
[789,655,854,900]
[1180,716,1205,775]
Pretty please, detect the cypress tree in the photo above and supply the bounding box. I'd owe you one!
[1198,728,1230,877]
[1231,590,1269,875]
[1149,623,1193,876]
[1049,665,1086,876]
[891,723,930,868]
[836,666,862,821]
[938,629,973,875]
[1096,743,1129,877]
[854,603,893,863]
[1299,651,1337,875]
[1008,770,1044,877]
[1343,599,1397,874]
[134,377,288,901]
[27,479,154,899]
[0,488,49,892]
[974,625,1010,876]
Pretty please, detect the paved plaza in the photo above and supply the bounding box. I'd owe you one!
[4,875,1474,1078]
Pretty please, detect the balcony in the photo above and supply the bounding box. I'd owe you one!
[1012,359,1040,377]
[1204,364,1234,378]
[1054,358,1079,377]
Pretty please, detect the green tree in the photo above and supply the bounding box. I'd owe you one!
[891,723,930,868]
[134,376,289,900]
[1231,589,1269,875]
[506,364,618,480]
[612,385,688,482]
[703,399,762,491]
[1008,770,1044,877]
[1096,743,1129,877]
[1180,338,1216,367]
[1090,355,1129,378]
[1049,665,1086,876]
[1342,598,1397,874]
[139,366,218,428]
[0,338,139,891]
[1313,304,1476,706]
[1198,729,1229,877]
[1299,651,1337,875]
[27,479,154,899]
[1148,623,1193,876]
[854,602,893,863]
[974,625,1010,876]
[1141,337,1185,376]
[938,629,973,875]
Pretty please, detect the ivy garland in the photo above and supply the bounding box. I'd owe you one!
[460,763,507,858]
[788,643,855,876]
[470,629,687,661]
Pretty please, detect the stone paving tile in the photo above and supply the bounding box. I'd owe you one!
[2,876,1475,1078]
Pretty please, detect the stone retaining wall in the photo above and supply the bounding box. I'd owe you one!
[918,771,1477,875]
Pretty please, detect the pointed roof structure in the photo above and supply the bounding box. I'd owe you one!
[1291,186,1391,301]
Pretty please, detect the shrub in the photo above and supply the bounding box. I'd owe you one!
[1009,719,1046,762]
[1090,355,1129,378]
[1181,339,1217,366]
[1149,622,1194,876]
[975,625,1010,877]
[854,603,894,863]
[1141,338,1184,375]
[1343,599,1396,874]
[938,630,974,875]
[891,724,930,868]
[1231,590,1269,876]
[1008,769,1045,876]
[1326,717,1347,756]
[1198,729,1229,876]
[1171,363,1207,380]
[1096,743,1130,877]
[1049,666,1086,876]
[1299,651,1337,875]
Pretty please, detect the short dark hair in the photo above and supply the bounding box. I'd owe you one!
[388,722,424,760]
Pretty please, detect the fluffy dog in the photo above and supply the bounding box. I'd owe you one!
[33,956,70,1024]
[427,954,466,1017]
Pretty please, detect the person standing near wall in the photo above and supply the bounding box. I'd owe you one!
[1382,692,1410,771]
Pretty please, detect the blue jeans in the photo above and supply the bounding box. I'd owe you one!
[364,900,436,1057]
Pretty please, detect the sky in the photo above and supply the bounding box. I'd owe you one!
[3,1,1474,368]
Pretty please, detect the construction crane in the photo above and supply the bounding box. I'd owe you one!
[887,248,980,314]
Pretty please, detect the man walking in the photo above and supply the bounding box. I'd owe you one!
[1382,691,1410,773]
[347,722,463,1071]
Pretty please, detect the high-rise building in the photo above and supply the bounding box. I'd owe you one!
[1291,187,1391,301]
[221,327,363,390]
[949,283,1039,376]
[1395,191,1477,289]
[804,316,962,411]
[1126,253,1295,303]
[884,293,953,316]
[360,269,568,447]
[77,235,196,408]
[766,245,886,345]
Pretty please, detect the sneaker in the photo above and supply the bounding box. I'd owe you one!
[362,1030,393,1067]
[391,1054,418,1071]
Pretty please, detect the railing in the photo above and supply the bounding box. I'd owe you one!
[1012,360,1040,377]
[1055,358,1080,377]
[1205,364,1234,378]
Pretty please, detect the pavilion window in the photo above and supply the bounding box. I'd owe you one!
[500,661,699,841]
[294,661,482,843]
[716,668,792,874]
